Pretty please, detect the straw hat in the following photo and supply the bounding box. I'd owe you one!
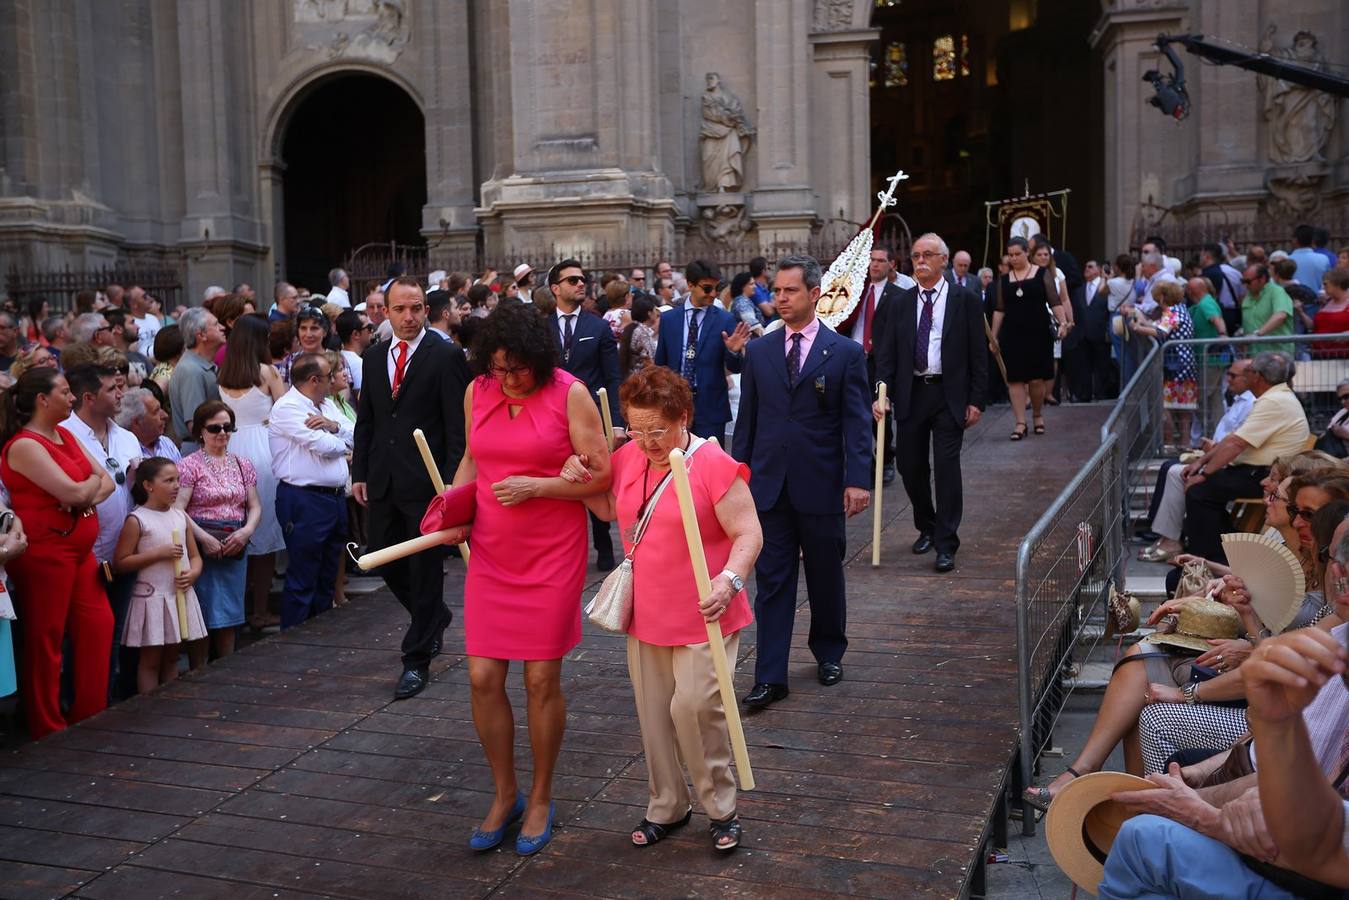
[1141,598,1240,653]
[1045,771,1155,892]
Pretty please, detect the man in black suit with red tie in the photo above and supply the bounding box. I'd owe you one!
[837,247,903,485]
[873,233,987,573]
[353,276,471,700]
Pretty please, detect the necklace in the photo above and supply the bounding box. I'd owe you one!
[1010,267,1030,298]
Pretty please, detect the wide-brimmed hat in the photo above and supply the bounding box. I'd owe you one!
[1142,598,1240,652]
[1046,771,1155,892]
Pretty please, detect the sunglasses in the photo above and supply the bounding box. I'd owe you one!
[104,457,126,485]
[1266,491,1289,504]
[1289,503,1319,523]
[203,423,236,434]
[1338,393,1349,402]
[696,282,719,294]
[560,275,586,286]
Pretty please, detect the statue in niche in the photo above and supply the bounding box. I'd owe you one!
[699,73,755,193]
[1258,26,1336,165]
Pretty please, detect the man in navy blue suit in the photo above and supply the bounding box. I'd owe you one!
[732,255,873,709]
[652,259,750,444]
[549,259,623,570]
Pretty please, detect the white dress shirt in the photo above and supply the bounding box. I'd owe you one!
[326,285,351,309]
[848,281,887,346]
[340,349,364,391]
[61,414,140,562]
[889,271,918,290]
[913,278,948,376]
[385,328,428,386]
[267,387,354,488]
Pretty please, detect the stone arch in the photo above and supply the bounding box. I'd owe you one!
[262,62,424,162]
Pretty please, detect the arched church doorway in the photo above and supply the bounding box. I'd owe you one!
[280,73,426,290]
[869,0,1099,265]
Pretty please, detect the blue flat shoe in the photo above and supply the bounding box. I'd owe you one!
[515,802,555,856]
[469,794,525,851]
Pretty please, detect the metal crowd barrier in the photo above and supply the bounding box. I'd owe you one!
[1014,434,1123,835]
[1013,329,1349,836]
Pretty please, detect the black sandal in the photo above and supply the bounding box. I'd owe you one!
[709,814,741,852]
[1010,424,1028,441]
[1033,418,1046,435]
[631,807,692,847]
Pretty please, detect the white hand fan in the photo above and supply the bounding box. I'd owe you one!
[1220,532,1305,635]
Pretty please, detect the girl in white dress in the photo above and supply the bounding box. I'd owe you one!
[114,458,204,692]
[216,314,288,631]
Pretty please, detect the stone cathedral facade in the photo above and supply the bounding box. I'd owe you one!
[0,0,1345,302]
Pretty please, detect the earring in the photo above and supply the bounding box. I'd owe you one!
[681,427,688,434]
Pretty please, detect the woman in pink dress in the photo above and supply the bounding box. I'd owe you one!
[443,302,611,855]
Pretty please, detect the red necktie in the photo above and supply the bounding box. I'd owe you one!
[392,340,409,395]
[862,285,877,353]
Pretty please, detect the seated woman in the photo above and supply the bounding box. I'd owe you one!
[1022,468,1349,808]
[562,366,763,852]
[1136,500,1346,773]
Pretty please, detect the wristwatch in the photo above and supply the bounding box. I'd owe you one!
[1182,682,1199,705]
[720,569,745,592]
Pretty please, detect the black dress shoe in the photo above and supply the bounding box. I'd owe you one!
[430,636,443,658]
[817,663,843,686]
[912,534,934,555]
[742,683,789,709]
[882,464,897,486]
[934,552,956,573]
[394,667,429,700]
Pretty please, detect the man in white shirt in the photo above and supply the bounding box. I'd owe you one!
[337,310,371,394]
[63,362,141,697]
[1136,250,1179,313]
[885,248,918,290]
[325,268,351,309]
[126,286,161,361]
[267,353,355,630]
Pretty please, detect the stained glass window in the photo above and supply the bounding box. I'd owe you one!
[884,42,908,88]
[933,35,956,81]
[874,0,900,7]
[960,34,971,77]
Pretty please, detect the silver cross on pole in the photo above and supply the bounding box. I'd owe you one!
[876,170,909,208]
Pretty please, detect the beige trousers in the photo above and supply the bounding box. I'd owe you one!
[626,632,740,823]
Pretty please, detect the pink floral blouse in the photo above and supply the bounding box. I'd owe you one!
[178,451,256,522]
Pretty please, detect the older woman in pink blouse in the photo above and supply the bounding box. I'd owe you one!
[564,365,762,853]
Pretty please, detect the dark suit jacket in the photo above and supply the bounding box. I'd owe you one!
[556,308,622,425]
[652,304,744,428]
[837,280,903,353]
[353,330,470,505]
[731,323,872,516]
[874,283,988,424]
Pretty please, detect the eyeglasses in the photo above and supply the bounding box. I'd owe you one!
[1265,491,1289,504]
[203,423,236,434]
[560,275,586,286]
[1289,503,1319,523]
[104,457,125,485]
[488,364,530,379]
[1338,393,1349,402]
[310,372,335,383]
[1226,370,1245,378]
[626,427,671,443]
[96,325,112,334]
[910,250,944,261]
[696,282,719,294]
[362,324,377,332]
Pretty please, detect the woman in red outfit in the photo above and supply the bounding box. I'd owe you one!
[1312,267,1349,359]
[0,368,115,738]
[446,302,611,855]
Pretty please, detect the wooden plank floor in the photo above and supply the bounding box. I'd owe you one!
[0,404,1107,900]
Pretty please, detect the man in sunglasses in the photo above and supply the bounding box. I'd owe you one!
[62,362,140,698]
[549,259,622,570]
[652,258,750,447]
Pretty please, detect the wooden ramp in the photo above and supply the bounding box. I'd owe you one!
[0,405,1108,899]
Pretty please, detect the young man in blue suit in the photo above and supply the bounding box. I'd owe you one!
[549,259,623,570]
[731,254,873,709]
[652,259,750,444]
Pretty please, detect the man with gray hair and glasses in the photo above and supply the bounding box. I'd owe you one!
[1181,351,1310,564]
[166,307,225,452]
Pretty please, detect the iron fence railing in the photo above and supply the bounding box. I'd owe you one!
[4,263,184,314]
[1014,434,1124,835]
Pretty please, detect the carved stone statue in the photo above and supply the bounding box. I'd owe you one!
[1258,26,1336,165]
[699,73,755,193]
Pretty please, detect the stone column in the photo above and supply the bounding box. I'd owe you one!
[1090,1,1187,253]
[809,25,879,229]
[751,0,818,244]
[419,0,478,254]
[476,0,673,255]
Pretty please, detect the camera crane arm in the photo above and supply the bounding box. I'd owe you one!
[1159,33,1349,98]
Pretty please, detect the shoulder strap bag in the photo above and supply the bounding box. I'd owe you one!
[586,438,706,634]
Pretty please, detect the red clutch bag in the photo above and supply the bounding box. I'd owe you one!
[419,484,477,535]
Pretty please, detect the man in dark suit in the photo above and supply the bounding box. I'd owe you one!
[732,255,872,709]
[353,276,471,699]
[549,259,622,570]
[874,232,987,573]
[652,258,749,444]
[837,247,904,485]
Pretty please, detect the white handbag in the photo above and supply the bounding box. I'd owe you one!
[585,438,705,633]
